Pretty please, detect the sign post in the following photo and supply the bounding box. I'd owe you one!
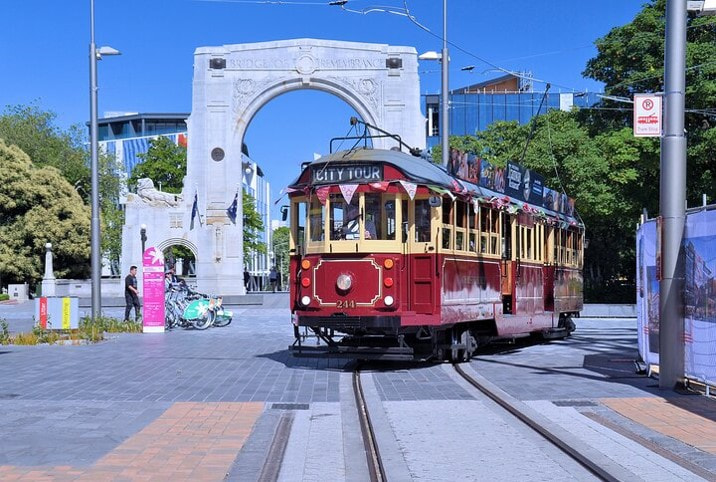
[142,247,165,333]
[633,93,662,137]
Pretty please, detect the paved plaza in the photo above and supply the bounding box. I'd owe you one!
[0,296,714,480]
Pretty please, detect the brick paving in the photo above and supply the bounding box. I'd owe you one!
[0,299,714,480]
[602,397,716,454]
[0,402,263,480]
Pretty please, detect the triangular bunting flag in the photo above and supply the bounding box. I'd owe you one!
[339,184,359,205]
[316,186,330,206]
[399,180,417,200]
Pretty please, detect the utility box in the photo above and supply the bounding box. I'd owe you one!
[8,284,29,302]
[35,297,80,329]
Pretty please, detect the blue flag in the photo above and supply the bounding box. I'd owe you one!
[227,191,238,225]
[190,191,200,230]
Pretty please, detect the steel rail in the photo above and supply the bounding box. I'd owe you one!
[352,367,386,482]
[453,363,618,482]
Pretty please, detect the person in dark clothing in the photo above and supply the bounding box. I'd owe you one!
[124,265,141,322]
[269,267,278,293]
[244,268,250,291]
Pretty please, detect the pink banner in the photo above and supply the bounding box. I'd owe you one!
[142,246,165,333]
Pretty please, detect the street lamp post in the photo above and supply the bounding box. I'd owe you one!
[440,0,449,169]
[89,0,120,321]
[140,224,147,255]
[419,2,450,168]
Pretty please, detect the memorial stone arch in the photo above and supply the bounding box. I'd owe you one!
[123,39,424,295]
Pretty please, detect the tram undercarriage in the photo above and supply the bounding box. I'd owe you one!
[289,315,576,362]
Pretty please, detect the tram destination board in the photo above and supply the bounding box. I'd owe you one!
[311,164,383,184]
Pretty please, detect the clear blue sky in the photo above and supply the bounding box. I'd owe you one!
[1,0,644,219]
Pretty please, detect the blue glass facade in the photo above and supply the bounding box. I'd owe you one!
[424,91,601,148]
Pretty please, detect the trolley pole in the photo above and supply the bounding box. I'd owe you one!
[659,0,686,389]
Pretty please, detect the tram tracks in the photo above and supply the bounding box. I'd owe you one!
[353,365,386,482]
[452,363,629,482]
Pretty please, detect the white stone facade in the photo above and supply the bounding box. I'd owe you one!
[122,38,424,295]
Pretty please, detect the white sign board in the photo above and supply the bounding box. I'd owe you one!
[633,94,662,137]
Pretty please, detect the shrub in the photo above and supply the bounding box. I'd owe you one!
[0,294,9,301]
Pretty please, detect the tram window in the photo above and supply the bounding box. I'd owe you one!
[364,193,382,240]
[293,200,307,251]
[415,199,431,243]
[455,230,465,251]
[442,227,452,249]
[469,232,478,252]
[442,198,453,225]
[309,198,325,242]
[401,200,409,242]
[329,194,351,240]
[456,201,467,228]
[383,197,396,241]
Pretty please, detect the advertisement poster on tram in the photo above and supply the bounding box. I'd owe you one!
[142,247,165,333]
[449,148,575,215]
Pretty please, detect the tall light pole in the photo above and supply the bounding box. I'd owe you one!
[441,0,449,168]
[89,0,120,320]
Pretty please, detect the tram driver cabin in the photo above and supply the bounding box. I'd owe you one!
[285,138,584,362]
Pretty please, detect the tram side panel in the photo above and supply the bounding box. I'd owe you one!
[439,256,502,326]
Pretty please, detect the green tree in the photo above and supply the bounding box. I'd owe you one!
[0,103,125,276]
[0,140,91,285]
[272,226,290,287]
[0,104,89,191]
[127,136,187,193]
[583,0,716,203]
[243,191,266,258]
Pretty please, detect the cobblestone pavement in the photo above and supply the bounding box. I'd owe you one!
[0,298,713,480]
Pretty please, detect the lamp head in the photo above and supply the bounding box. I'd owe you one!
[96,46,121,60]
[140,224,147,231]
[418,51,441,61]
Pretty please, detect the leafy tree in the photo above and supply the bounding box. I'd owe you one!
[0,140,91,285]
[0,104,89,191]
[243,191,266,258]
[272,226,290,287]
[127,136,187,193]
[0,103,124,276]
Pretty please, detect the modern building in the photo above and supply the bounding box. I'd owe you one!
[423,74,601,148]
[96,113,272,285]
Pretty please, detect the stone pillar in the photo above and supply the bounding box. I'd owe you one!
[41,242,56,297]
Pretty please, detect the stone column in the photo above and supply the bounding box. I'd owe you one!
[41,242,56,297]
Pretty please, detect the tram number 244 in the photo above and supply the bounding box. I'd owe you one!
[336,299,357,309]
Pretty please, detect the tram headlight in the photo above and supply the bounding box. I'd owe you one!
[384,295,394,306]
[336,274,352,291]
[300,295,311,307]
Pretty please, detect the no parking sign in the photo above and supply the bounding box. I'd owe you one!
[633,93,662,137]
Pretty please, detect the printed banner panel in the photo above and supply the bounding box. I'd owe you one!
[684,210,716,385]
[636,221,659,366]
[637,209,716,385]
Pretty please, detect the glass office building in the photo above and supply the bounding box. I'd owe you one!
[424,74,601,148]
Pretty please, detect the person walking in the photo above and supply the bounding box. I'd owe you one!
[244,268,250,291]
[269,267,278,293]
[124,265,141,322]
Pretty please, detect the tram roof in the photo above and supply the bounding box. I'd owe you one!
[288,147,583,228]
[289,148,456,189]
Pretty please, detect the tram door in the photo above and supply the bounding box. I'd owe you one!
[501,213,516,314]
[405,198,435,314]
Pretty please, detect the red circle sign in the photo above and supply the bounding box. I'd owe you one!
[642,99,654,111]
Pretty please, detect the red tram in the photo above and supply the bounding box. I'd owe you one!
[286,124,584,361]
